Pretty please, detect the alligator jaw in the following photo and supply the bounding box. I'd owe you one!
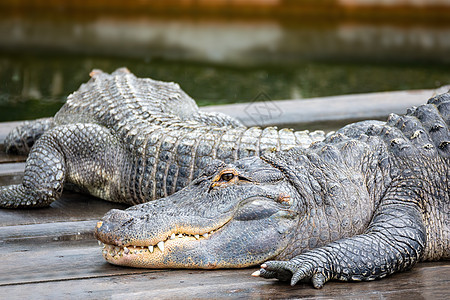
[100,230,218,268]
[97,220,256,268]
[95,210,235,268]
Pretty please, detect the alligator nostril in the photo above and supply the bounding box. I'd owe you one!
[104,209,134,224]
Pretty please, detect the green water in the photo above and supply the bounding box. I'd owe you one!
[1,54,449,122]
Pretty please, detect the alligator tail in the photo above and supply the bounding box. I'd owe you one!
[4,117,55,155]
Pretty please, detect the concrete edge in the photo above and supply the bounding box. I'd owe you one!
[201,86,450,127]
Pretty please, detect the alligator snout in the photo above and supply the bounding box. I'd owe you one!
[95,209,135,246]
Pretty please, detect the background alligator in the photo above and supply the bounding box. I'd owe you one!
[0,68,326,208]
[95,92,449,288]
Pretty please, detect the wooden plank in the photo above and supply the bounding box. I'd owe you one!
[0,163,25,187]
[0,163,25,190]
[0,192,127,226]
[0,152,25,163]
[0,163,25,175]
[0,247,447,300]
[0,173,23,187]
[0,220,97,244]
[0,240,162,286]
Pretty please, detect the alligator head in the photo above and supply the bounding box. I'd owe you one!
[95,146,369,269]
[94,153,309,269]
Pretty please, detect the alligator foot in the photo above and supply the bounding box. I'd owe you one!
[254,261,329,288]
[253,255,330,289]
[0,184,59,208]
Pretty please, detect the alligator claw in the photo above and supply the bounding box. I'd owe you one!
[311,273,326,289]
[257,259,329,289]
[257,261,295,282]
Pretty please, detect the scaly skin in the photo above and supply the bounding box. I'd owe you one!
[0,68,326,208]
[4,68,242,156]
[95,92,449,289]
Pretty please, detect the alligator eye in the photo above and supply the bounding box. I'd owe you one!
[220,172,234,182]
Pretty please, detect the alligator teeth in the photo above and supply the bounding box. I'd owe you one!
[98,240,102,246]
[101,228,221,259]
[157,241,165,252]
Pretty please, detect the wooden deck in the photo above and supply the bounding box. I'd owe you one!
[1,91,449,299]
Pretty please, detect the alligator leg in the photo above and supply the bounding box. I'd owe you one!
[1,127,65,208]
[256,189,427,288]
[0,123,120,208]
[4,117,55,155]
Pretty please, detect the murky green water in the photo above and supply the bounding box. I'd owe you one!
[1,12,450,122]
[1,54,449,122]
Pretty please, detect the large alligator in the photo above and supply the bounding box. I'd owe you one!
[0,68,325,208]
[95,92,449,288]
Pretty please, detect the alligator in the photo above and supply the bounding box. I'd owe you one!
[95,92,449,289]
[0,68,326,208]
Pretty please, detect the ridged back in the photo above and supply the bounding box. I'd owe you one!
[54,68,241,134]
[120,124,324,204]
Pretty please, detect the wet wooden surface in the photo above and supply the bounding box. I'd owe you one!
[1,92,450,299]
